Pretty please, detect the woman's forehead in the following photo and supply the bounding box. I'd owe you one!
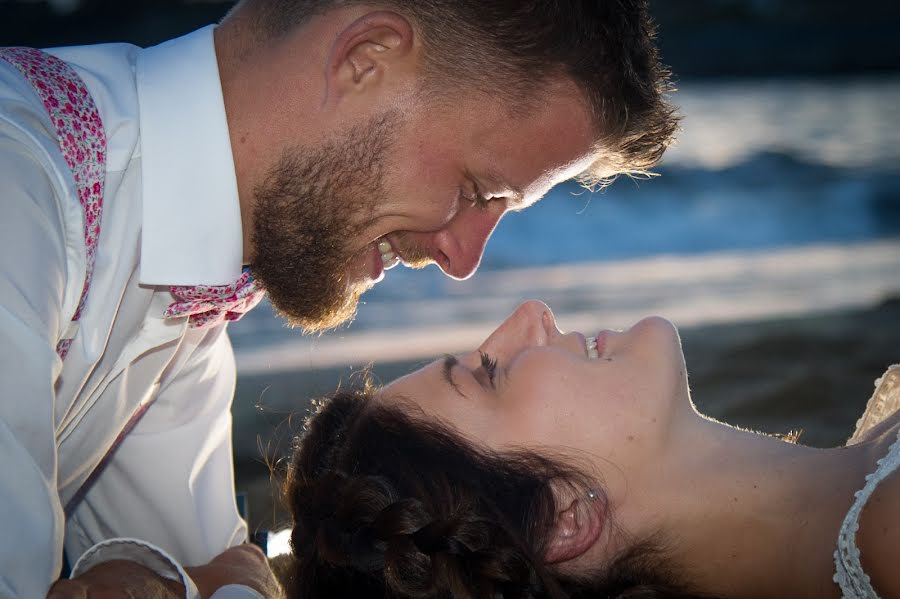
[375,356,445,398]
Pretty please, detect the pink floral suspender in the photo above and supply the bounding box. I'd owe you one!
[0,47,114,516]
[0,47,105,359]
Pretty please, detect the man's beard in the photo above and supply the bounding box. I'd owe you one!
[249,112,396,333]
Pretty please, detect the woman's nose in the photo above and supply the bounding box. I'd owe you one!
[479,300,559,355]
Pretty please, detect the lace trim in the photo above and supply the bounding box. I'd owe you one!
[833,428,900,598]
[850,365,900,443]
[832,366,900,598]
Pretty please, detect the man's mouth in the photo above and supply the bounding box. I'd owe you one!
[378,237,401,270]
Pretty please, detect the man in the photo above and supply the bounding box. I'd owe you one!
[0,0,676,596]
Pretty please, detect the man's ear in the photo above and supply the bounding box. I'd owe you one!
[326,11,415,97]
[544,490,604,564]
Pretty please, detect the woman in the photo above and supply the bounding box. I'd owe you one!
[281,301,899,598]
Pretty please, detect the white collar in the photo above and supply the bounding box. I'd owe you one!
[136,25,243,286]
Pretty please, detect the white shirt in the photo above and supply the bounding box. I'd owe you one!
[0,26,260,598]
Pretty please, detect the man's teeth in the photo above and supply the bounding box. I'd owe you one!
[378,239,400,270]
[586,336,599,359]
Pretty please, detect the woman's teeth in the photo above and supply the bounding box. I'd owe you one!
[586,336,599,359]
[378,239,400,270]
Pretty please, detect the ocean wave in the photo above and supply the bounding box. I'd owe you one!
[231,240,900,373]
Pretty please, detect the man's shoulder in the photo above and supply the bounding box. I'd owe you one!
[0,40,142,102]
[0,51,76,203]
[0,41,142,157]
[48,42,144,167]
[47,41,143,78]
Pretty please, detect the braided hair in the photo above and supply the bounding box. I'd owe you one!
[283,380,716,598]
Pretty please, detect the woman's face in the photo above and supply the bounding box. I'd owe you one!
[376,300,691,483]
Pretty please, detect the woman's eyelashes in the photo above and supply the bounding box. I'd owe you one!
[478,351,499,388]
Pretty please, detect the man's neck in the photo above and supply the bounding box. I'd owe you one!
[213,19,258,264]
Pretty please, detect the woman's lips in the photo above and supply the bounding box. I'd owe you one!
[593,330,609,359]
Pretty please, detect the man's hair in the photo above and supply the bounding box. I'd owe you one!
[281,378,716,598]
[237,0,679,187]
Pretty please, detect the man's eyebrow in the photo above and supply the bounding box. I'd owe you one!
[441,354,466,399]
[481,168,525,205]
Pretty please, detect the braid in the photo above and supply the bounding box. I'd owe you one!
[290,467,550,598]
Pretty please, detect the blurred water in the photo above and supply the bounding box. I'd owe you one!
[229,76,900,357]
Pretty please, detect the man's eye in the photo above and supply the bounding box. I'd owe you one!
[471,195,492,210]
[479,351,498,386]
[462,183,492,211]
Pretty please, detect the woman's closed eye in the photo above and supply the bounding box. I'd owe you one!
[479,351,499,388]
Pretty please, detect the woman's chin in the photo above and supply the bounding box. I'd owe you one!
[631,314,678,334]
[629,315,683,355]
[628,315,688,399]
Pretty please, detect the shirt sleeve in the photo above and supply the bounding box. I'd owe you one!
[65,323,250,567]
[0,114,78,596]
[71,537,201,599]
[211,585,266,599]
[71,538,264,599]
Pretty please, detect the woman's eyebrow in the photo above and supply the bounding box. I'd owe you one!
[441,354,466,398]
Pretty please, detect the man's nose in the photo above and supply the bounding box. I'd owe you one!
[430,202,505,280]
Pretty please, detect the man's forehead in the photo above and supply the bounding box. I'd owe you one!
[468,101,597,201]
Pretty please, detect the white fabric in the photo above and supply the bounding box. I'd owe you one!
[72,537,201,599]
[137,26,244,286]
[0,26,251,598]
[833,365,900,598]
[71,538,264,599]
[213,584,267,599]
[848,365,900,444]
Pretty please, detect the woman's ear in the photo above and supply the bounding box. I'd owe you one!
[544,487,604,564]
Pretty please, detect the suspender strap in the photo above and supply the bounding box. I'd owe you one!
[0,47,106,359]
[0,47,120,517]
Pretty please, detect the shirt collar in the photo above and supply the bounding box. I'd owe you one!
[136,25,244,286]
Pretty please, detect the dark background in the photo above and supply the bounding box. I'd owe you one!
[1,0,899,79]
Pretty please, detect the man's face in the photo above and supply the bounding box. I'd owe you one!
[250,79,597,333]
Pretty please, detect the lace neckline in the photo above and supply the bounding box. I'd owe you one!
[833,365,900,598]
[850,365,900,443]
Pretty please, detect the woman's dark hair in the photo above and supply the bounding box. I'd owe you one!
[236,0,679,187]
[282,378,715,598]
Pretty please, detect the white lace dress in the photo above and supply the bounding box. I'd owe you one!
[833,365,900,598]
